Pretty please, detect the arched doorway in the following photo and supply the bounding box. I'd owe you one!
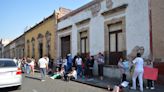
[37,33,43,58]
[45,31,51,59]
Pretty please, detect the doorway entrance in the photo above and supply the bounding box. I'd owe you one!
[61,36,70,58]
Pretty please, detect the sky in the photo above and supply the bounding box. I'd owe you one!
[0,0,91,40]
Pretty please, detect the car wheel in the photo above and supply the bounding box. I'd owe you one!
[15,85,21,90]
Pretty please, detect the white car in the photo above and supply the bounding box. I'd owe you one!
[0,58,22,89]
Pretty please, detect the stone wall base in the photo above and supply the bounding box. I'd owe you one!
[154,61,164,85]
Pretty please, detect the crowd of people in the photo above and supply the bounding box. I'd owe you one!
[12,53,98,81]
[12,52,156,92]
[13,57,36,76]
[116,53,155,92]
[52,53,96,81]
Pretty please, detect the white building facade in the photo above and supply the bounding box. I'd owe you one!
[57,0,150,78]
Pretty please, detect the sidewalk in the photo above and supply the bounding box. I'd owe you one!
[32,70,164,92]
[72,76,164,92]
[72,77,119,89]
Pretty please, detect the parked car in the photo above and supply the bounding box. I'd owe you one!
[0,58,22,89]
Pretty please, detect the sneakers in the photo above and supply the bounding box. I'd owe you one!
[41,80,45,82]
[150,87,155,90]
[130,87,136,90]
[146,86,155,90]
[50,77,54,80]
[107,85,111,91]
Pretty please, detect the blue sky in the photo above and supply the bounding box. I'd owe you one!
[0,0,91,40]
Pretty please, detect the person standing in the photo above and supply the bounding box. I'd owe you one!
[56,57,62,71]
[38,56,48,82]
[67,54,72,72]
[89,56,94,77]
[26,57,31,75]
[30,57,35,76]
[62,56,68,72]
[145,60,155,90]
[85,56,90,78]
[72,55,78,70]
[131,53,144,92]
[75,55,82,78]
[97,52,104,80]
[85,55,94,78]
[118,57,126,82]
[13,57,18,65]
[21,57,27,73]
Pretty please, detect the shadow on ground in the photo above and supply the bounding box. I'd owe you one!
[25,75,41,81]
[0,86,21,92]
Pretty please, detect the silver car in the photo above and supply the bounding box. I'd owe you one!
[0,58,22,89]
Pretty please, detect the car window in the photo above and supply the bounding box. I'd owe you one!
[0,60,17,67]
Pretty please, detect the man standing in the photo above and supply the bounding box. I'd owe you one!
[38,56,48,82]
[67,54,72,72]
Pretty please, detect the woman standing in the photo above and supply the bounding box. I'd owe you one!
[97,52,104,80]
[30,57,35,76]
[118,57,126,82]
[131,53,144,92]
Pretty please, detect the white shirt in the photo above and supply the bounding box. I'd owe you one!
[30,60,35,66]
[38,58,47,68]
[132,57,144,72]
[63,59,67,67]
[76,58,82,65]
[17,59,21,68]
[45,57,49,65]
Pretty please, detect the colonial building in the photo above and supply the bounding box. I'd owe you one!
[0,39,11,58]
[57,0,163,79]
[3,34,25,59]
[24,8,71,61]
[150,0,164,84]
[3,43,10,58]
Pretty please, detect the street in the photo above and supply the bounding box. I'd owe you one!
[0,73,107,92]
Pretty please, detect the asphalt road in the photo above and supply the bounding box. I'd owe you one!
[0,73,107,92]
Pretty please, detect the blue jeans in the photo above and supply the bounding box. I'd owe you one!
[64,65,67,72]
[77,65,82,77]
[67,63,72,72]
[40,68,46,80]
[26,64,31,75]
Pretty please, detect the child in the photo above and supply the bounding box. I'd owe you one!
[50,68,64,79]
[67,67,77,80]
[118,57,129,82]
[145,60,155,90]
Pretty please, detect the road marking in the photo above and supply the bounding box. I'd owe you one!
[32,89,38,92]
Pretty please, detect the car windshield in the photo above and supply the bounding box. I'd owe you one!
[0,60,17,67]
